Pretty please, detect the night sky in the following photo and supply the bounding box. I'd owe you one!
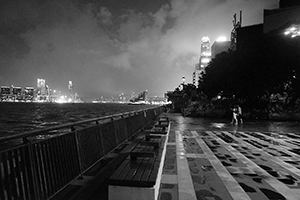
[0,0,278,100]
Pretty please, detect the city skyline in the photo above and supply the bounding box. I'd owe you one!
[0,0,278,99]
[0,77,153,102]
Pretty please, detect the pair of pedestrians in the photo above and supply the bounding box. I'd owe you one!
[231,105,243,125]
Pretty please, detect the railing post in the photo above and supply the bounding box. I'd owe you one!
[22,137,29,144]
[72,127,84,179]
[27,142,40,200]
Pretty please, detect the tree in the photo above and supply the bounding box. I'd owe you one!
[197,25,300,114]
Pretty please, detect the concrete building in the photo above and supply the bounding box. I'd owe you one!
[12,86,22,101]
[264,1,300,34]
[24,87,34,101]
[234,0,300,51]
[211,40,231,59]
[0,86,10,101]
[279,0,300,8]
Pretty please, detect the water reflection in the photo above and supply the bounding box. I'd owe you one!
[177,115,188,132]
[211,123,226,129]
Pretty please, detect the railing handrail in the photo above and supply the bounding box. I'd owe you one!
[0,107,156,143]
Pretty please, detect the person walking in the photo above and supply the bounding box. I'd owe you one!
[237,105,243,124]
[231,105,238,125]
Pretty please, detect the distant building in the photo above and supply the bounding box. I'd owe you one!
[193,37,211,87]
[24,87,34,101]
[192,64,202,87]
[12,86,22,100]
[130,90,149,103]
[211,40,231,59]
[200,36,211,67]
[279,0,300,9]
[68,81,74,102]
[37,78,46,95]
[1,86,10,95]
[36,78,49,101]
[0,86,10,101]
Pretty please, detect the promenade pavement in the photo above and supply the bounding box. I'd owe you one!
[52,112,300,200]
[159,113,300,200]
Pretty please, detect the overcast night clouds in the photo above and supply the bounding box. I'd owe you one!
[0,0,278,99]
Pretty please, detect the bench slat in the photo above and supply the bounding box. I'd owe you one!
[123,146,154,187]
[148,160,160,184]
[130,152,155,159]
[109,131,167,189]
[132,157,154,182]
[114,158,134,181]
[124,158,145,181]
[140,159,154,184]
[145,134,161,141]
[138,141,160,148]
[109,154,130,179]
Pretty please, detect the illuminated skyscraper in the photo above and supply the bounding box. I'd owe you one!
[193,36,211,87]
[68,81,74,102]
[36,78,49,101]
[37,78,46,95]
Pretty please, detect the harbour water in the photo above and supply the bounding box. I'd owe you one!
[2,102,300,138]
[0,102,158,137]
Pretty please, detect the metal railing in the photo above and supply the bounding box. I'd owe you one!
[0,106,164,200]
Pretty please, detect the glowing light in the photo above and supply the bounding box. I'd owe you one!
[201,58,210,63]
[284,25,300,38]
[203,52,212,56]
[55,95,68,103]
[216,36,227,42]
[202,36,210,42]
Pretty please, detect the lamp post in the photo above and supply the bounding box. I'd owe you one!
[182,76,186,84]
[179,76,186,91]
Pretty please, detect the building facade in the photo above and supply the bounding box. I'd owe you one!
[264,3,300,34]
[211,40,231,59]
[193,37,211,87]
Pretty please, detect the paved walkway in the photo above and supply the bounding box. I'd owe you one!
[159,113,300,200]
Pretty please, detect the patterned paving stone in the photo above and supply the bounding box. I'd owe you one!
[159,114,300,200]
[159,184,178,200]
[163,145,177,175]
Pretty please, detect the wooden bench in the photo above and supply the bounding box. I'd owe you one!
[109,129,168,200]
[158,116,169,122]
[150,120,170,135]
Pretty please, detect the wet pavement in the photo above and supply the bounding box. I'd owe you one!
[158,113,300,200]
